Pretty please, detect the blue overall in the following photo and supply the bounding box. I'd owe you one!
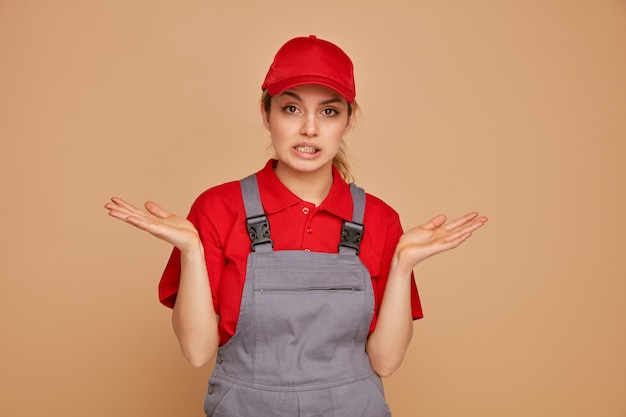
[203,174,392,417]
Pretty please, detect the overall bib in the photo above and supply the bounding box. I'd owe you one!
[203,174,392,417]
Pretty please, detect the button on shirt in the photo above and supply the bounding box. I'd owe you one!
[159,159,423,346]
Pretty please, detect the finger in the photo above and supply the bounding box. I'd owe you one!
[440,216,488,248]
[108,197,149,217]
[422,214,447,230]
[107,206,153,225]
[442,212,479,231]
[425,229,476,257]
[104,198,124,212]
[107,208,131,221]
[124,213,161,231]
[446,231,474,250]
[439,217,487,242]
[145,201,171,219]
[106,204,150,226]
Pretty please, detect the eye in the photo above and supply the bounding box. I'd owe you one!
[282,105,299,114]
[322,108,339,116]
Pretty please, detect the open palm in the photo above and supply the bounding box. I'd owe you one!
[104,197,200,252]
[395,212,488,270]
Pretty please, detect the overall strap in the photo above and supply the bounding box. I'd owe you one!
[338,183,366,255]
[240,174,273,252]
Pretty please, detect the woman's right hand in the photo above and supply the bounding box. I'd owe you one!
[105,197,200,252]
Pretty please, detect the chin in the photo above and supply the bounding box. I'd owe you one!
[278,159,332,176]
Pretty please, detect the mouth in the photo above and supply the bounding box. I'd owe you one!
[294,145,319,154]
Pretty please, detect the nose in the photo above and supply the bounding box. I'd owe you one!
[300,113,319,137]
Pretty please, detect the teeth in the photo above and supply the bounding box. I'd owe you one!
[295,146,316,153]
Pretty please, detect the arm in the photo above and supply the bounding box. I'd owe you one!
[105,197,219,367]
[171,241,219,367]
[366,212,488,377]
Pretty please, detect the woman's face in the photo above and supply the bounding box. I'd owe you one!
[262,84,353,180]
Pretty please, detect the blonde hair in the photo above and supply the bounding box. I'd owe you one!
[261,90,357,183]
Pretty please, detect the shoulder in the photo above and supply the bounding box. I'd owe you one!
[193,180,243,209]
[187,179,245,226]
[363,191,401,226]
[357,189,404,277]
[191,160,275,213]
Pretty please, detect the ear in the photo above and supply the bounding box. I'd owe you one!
[260,102,271,131]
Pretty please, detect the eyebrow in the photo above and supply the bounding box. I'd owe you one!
[279,91,344,106]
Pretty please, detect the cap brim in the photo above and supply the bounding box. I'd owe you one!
[265,75,355,103]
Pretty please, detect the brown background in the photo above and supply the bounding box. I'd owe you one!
[1,1,625,416]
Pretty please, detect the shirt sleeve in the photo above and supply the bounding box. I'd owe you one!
[158,247,181,308]
[370,211,424,333]
[158,194,224,312]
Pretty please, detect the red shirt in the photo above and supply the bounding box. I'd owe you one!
[159,160,423,345]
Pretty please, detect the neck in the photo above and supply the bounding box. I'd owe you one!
[274,163,334,206]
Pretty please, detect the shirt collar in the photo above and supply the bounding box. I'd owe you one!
[256,159,354,221]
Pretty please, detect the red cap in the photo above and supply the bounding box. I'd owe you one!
[261,35,356,103]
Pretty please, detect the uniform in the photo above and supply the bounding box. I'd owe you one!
[158,161,422,416]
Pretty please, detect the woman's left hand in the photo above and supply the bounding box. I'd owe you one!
[393,212,488,273]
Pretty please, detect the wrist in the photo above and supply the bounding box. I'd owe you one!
[179,237,204,259]
[390,252,415,278]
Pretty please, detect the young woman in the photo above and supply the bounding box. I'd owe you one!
[105,35,487,417]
